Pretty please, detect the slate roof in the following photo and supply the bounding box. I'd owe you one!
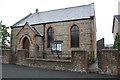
[17,22,43,37]
[27,23,43,37]
[112,15,120,33]
[11,3,95,27]
[33,27,43,37]
[114,15,120,22]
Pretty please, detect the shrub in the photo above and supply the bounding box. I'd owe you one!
[113,32,120,51]
[88,52,95,66]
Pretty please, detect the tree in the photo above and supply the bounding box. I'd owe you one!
[0,21,10,46]
[113,32,120,51]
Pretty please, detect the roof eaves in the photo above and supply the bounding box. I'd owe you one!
[112,16,115,33]
[26,22,43,37]
[33,27,43,37]
[11,17,93,28]
[26,22,37,34]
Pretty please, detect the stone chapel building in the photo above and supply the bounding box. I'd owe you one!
[11,3,96,59]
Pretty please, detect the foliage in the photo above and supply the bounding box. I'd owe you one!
[113,32,120,51]
[88,52,95,66]
[0,21,10,46]
[65,57,70,60]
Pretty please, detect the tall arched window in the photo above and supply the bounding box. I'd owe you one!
[71,25,79,48]
[47,27,54,48]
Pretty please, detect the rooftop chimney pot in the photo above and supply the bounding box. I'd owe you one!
[36,8,38,13]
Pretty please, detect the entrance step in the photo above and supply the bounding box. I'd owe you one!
[87,60,99,73]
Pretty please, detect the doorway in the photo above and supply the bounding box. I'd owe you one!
[23,37,30,57]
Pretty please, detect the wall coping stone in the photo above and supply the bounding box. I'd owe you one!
[26,58,71,63]
[72,50,87,53]
[101,49,119,52]
[17,49,28,51]
[17,49,28,53]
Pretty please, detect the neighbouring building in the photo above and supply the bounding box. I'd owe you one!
[118,1,120,15]
[112,15,120,39]
[112,1,120,39]
[11,3,96,60]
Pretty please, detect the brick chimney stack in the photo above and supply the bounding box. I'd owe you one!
[36,8,39,13]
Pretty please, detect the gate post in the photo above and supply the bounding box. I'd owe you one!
[17,49,28,65]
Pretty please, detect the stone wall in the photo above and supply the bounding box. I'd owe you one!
[1,49,12,64]
[45,19,95,55]
[98,49,120,75]
[97,38,105,67]
[11,27,22,54]
[11,19,96,59]
[11,24,43,58]
[16,50,88,73]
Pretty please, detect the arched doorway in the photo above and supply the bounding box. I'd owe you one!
[23,37,30,57]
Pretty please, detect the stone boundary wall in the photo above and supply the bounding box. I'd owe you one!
[98,49,120,75]
[0,49,12,64]
[16,50,88,73]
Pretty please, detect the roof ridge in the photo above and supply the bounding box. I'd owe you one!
[11,3,95,27]
[34,3,94,14]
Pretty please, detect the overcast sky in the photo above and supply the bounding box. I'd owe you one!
[0,0,119,44]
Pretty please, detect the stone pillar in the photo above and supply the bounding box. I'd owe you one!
[17,49,28,64]
[99,49,120,75]
[1,49,12,64]
[72,50,88,72]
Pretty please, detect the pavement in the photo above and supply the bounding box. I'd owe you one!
[1,64,119,78]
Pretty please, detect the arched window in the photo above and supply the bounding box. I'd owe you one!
[71,25,79,48]
[47,27,54,48]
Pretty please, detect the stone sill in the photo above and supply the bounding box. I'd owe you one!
[26,58,72,63]
[102,49,118,51]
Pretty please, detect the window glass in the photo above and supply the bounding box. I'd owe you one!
[47,27,54,47]
[71,25,79,48]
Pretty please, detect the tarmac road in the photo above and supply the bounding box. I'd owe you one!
[2,64,119,78]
